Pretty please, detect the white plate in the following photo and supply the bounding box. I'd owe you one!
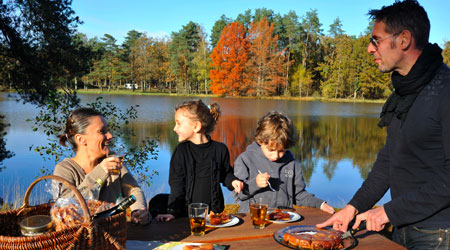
[267,211,301,223]
[169,243,220,250]
[206,215,239,228]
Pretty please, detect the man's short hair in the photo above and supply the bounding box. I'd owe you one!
[368,0,430,49]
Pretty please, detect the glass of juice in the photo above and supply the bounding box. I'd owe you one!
[188,203,209,236]
[107,146,125,175]
[249,197,268,229]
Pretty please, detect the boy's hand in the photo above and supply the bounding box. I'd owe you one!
[320,202,336,214]
[232,180,243,194]
[256,172,270,188]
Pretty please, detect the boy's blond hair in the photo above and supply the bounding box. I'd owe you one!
[254,111,298,149]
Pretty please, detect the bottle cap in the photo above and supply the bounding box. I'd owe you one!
[96,178,104,186]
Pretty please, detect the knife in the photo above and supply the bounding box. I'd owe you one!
[341,220,367,239]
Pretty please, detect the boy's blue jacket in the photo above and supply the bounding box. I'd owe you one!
[234,141,324,212]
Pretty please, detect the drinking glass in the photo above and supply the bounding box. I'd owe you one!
[249,197,268,229]
[107,146,125,175]
[107,146,126,204]
[188,203,209,236]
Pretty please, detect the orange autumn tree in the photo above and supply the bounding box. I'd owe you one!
[245,17,287,96]
[210,22,249,96]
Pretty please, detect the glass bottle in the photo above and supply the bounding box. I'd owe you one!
[92,195,136,220]
[80,178,104,200]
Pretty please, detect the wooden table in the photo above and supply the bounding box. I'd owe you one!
[127,207,405,249]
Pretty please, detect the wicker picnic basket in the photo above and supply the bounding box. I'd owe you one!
[0,175,127,250]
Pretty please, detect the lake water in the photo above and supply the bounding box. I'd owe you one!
[0,93,390,208]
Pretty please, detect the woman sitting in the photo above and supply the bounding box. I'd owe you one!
[53,107,150,225]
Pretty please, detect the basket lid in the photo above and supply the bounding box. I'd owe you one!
[20,215,53,234]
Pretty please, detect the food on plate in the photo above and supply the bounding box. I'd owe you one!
[182,243,214,250]
[208,211,232,225]
[223,203,240,214]
[267,209,291,221]
[282,228,343,249]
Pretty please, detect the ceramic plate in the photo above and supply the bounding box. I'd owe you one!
[206,215,239,228]
[267,211,301,223]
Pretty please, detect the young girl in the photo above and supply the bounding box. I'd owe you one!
[156,100,243,222]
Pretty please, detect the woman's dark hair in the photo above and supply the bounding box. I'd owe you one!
[58,107,103,151]
[368,0,429,49]
[175,99,221,135]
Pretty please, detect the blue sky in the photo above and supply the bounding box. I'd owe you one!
[72,0,449,46]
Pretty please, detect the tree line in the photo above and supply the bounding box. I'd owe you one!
[2,6,450,100]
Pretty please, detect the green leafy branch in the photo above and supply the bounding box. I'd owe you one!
[28,90,159,186]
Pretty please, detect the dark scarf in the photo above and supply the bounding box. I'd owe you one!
[378,43,443,128]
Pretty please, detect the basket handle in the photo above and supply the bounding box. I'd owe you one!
[20,175,91,223]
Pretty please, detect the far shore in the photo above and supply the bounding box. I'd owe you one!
[78,89,387,104]
[0,88,386,104]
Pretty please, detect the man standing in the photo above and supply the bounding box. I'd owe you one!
[317,1,450,249]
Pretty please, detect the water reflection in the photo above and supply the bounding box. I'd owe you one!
[127,114,385,180]
[126,112,387,206]
[0,93,389,208]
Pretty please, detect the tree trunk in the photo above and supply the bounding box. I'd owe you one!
[285,47,291,95]
[335,58,342,99]
[299,79,302,97]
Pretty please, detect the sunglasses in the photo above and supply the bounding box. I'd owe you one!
[369,31,402,48]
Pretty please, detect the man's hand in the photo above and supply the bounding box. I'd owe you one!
[316,204,357,232]
[232,180,243,194]
[354,206,389,232]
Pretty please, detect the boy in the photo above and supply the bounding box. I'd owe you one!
[234,111,335,214]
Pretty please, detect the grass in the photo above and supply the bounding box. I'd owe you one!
[1,179,54,212]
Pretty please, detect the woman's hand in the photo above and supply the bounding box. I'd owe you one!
[98,156,123,174]
[131,208,151,225]
[256,172,270,188]
[155,214,175,222]
[232,180,243,194]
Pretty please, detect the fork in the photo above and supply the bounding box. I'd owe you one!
[257,170,275,192]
